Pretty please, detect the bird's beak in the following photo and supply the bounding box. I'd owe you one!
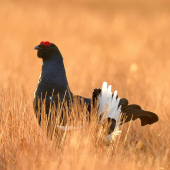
[34,45,41,50]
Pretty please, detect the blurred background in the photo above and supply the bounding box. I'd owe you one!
[0,0,170,115]
[0,0,170,169]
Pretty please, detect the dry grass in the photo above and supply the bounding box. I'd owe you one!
[0,0,170,169]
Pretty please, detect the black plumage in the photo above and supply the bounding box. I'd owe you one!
[33,41,158,131]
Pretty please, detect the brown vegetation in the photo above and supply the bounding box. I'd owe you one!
[0,0,170,169]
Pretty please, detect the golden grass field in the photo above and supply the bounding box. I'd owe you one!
[0,0,170,169]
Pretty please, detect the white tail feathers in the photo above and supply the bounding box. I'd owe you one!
[97,82,121,124]
[56,125,83,130]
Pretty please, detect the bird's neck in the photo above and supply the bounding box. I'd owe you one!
[41,60,68,86]
[35,58,71,99]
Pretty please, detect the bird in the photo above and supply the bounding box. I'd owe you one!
[33,41,158,133]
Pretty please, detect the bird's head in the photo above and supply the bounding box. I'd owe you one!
[34,41,62,60]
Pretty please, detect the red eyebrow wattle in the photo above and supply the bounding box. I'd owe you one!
[43,41,51,46]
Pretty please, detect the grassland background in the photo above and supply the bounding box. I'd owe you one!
[0,0,170,169]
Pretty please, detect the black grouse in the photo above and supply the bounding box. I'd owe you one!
[33,41,158,131]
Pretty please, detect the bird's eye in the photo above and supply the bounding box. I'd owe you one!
[46,46,50,48]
